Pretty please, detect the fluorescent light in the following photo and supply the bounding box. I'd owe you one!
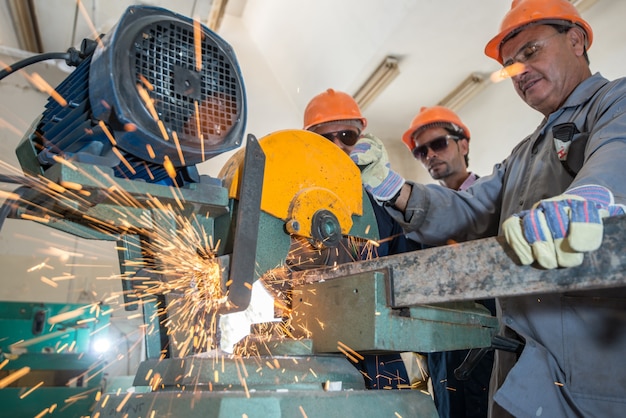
[437,72,491,112]
[354,56,400,110]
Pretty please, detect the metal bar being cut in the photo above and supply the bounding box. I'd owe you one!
[294,215,626,307]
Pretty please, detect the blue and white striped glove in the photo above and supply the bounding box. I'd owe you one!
[350,134,404,203]
[502,184,625,269]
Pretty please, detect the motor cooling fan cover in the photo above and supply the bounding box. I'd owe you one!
[89,6,247,168]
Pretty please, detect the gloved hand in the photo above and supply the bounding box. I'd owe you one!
[349,133,404,202]
[502,184,625,269]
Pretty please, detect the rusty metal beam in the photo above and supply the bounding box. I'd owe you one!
[294,215,626,307]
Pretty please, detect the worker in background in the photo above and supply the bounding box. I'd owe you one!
[404,106,477,191]
[303,88,421,259]
[352,0,626,416]
[402,105,495,418]
[303,88,423,390]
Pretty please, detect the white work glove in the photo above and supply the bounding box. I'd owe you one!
[502,184,625,269]
[349,134,404,203]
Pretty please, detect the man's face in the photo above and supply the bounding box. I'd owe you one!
[500,24,587,116]
[412,127,468,181]
[309,122,361,154]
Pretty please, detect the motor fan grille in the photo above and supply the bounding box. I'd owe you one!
[132,20,240,145]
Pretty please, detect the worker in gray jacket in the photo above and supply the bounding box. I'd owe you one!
[351,0,626,416]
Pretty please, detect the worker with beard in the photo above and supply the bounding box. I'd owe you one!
[402,105,495,418]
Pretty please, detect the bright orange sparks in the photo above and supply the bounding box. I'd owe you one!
[299,405,308,418]
[146,144,156,159]
[138,73,154,91]
[19,381,44,399]
[112,147,137,175]
[59,181,83,191]
[0,366,30,388]
[24,72,68,106]
[115,391,133,413]
[20,213,50,223]
[0,190,19,200]
[52,155,79,170]
[163,156,176,180]
[48,307,85,324]
[137,84,159,120]
[75,0,103,47]
[172,131,186,166]
[193,18,203,72]
[98,120,117,146]
[40,276,58,288]
[157,119,169,141]
[46,181,66,194]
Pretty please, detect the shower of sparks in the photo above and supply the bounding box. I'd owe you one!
[0,65,384,413]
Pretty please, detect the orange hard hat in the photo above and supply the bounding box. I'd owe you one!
[303,88,367,131]
[401,106,470,150]
[485,0,593,64]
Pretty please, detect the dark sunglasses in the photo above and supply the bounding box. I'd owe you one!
[319,130,360,146]
[412,135,461,160]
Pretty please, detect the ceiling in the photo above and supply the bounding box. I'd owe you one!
[0,0,612,155]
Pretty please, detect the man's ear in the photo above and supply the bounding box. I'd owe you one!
[568,27,587,56]
[458,138,469,156]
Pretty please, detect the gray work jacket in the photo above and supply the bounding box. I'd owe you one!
[387,73,626,417]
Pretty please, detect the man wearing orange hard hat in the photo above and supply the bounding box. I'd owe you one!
[303,88,367,155]
[403,106,495,418]
[402,106,475,191]
[303,88,423,391]
[350,1,626,416]
[303,88,418,257]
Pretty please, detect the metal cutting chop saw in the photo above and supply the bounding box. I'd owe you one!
[1,6,497,417]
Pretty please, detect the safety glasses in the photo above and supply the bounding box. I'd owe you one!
[502,30,566,69]
[412,135,460,160]
[319,130,360,146]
